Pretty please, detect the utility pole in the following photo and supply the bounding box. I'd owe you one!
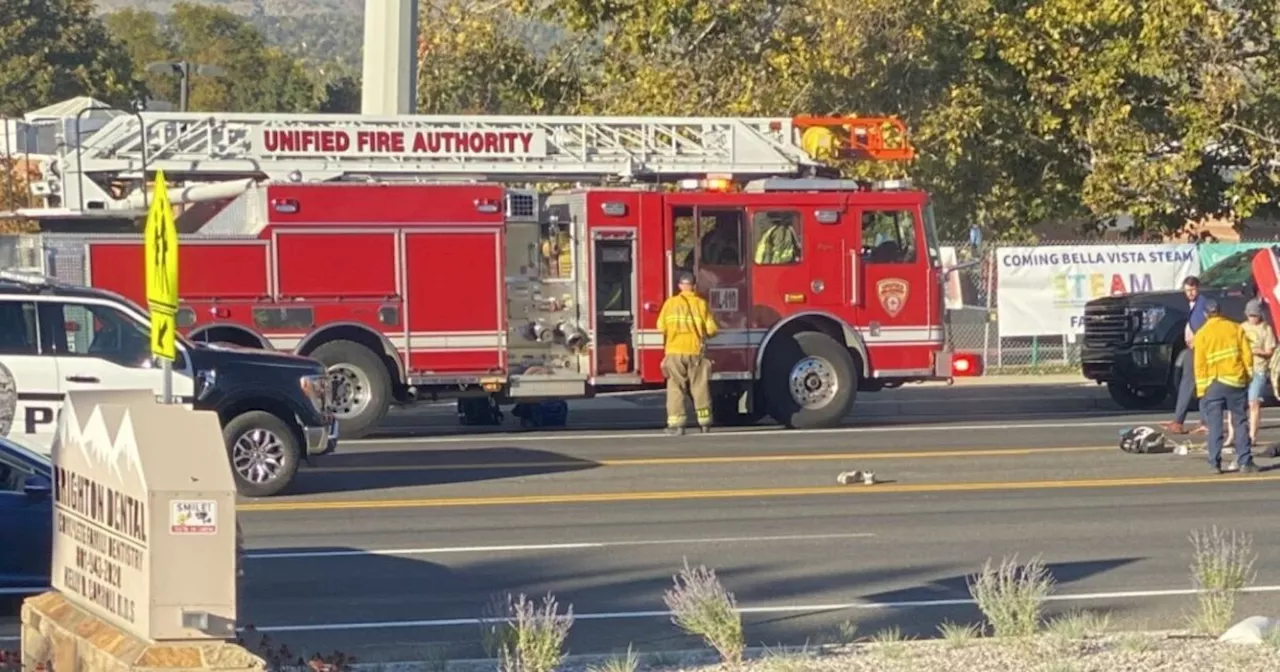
[362,0,419,115]
[146,61,228,111]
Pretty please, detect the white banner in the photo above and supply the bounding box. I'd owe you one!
[996,244,1201,337]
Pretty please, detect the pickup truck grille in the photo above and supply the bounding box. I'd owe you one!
[1082,304,1134,350]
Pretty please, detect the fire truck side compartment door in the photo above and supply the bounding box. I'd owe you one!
[590,229,639,381]
[802,207,847,308]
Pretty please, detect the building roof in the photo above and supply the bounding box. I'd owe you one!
[24,96,124,122]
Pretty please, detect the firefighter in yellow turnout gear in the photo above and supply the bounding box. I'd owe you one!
[754,215,799,264]
[657,272,719,435]
[1192,299,1258,473]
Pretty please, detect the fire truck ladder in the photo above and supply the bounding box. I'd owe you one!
[24,110,913,217]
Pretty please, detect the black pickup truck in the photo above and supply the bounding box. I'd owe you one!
[1081,249,1268,409]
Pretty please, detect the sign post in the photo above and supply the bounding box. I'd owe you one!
[144,170,179,403]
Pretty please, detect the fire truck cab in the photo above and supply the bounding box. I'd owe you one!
[18,110,978,438]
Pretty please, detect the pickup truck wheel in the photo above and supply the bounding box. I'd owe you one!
[762,331,857,429]
[1106,381,1169,410]
[223,411,300,498]
[310,340,391,439]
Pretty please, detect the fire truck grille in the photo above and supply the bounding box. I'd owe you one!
[506,192,537,221]
[1081,304,1134,351]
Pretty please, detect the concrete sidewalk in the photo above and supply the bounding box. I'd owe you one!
[952,373,1095,387]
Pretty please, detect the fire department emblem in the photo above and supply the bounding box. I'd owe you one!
[877,278,909,318]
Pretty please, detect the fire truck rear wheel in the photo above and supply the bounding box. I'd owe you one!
[762,331,857,429]
[310,340,392,439]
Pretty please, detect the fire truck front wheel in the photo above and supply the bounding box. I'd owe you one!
[310,340,392,439]
[762,331,857,429]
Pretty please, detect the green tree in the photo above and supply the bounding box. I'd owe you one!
[417,0,580,114]
[105,2,320,112]
[319,74,361,113]
[0,0,145,116]
[103,8,180,106]
[525,0,1280,239]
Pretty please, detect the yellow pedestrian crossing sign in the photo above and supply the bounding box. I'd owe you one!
[144,170,179,361]
[152,310,177,360]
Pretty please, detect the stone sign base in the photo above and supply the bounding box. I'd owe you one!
[21,593,265,671]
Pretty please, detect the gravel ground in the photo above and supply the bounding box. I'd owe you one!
[550,635,1280,672]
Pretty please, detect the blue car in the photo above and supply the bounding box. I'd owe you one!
[0,436,52,594]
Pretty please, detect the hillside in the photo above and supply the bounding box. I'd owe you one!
[95,0,363,15]
[94,1,564,82]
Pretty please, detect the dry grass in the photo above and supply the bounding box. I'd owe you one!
[478,593,575,672]
[1045,610,1112,641]
[756,643,816,672]
[1188,526,1257,636]
[662,559,745,665]
[968,554,1056,638]
[588,645,641,672]
[868,626,909,659]
[937,621,982,648]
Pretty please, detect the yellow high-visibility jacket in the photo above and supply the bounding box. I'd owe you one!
[657,290,719,356]
[1193,316,1253,397]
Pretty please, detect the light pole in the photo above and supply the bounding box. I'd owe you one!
[146,61,228,112]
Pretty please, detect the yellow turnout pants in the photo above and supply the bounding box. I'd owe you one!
[663,353,712,428]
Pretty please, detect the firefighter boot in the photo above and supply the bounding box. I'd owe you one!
[665,425,685,437]
[696,407,712,434]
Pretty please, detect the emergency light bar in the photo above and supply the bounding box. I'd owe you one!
[0,270,57,287]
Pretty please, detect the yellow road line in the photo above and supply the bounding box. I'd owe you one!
[306,445,1114,473]
[240,471,1280,512]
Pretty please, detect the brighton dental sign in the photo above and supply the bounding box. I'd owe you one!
[50,389,239,641]
[253,126,550,158]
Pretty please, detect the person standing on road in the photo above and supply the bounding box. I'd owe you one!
[1193,299,1257,473]
[1165,276,1208,435]
[657,271,719,436]
[1241,299,1276,446]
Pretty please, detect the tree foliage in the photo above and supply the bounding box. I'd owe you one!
[12,0,1279,238]
[416,0,580,114]
[105,3,324,113]
[0,0,145,116]
[508,0,1280,239]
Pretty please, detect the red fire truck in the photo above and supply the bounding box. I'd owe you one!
[24,110,981,439]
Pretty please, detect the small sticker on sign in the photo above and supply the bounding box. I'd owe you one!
[171,499,218,535]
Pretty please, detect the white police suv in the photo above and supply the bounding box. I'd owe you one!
[0,270,338,497]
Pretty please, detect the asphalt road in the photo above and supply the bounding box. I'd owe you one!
[7,379,1280,666]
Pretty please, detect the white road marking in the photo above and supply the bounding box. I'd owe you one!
[1,583,1274,643]
[200,584,1280,634]
[244,533,877,560]
[349,415,1162,446]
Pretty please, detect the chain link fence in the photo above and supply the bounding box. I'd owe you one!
[942,240,1080,375]
[943,238,1278,374]
[0,232,1264,376]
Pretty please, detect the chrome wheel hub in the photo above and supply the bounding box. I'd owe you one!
[328,364,371,419]
[789,356,839,409]
[231,429,286,484]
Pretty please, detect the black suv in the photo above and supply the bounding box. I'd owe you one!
[0,270,338,497]
[1081,249,1268,409]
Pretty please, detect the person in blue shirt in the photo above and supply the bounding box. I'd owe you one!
[1165,276,1208,434]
